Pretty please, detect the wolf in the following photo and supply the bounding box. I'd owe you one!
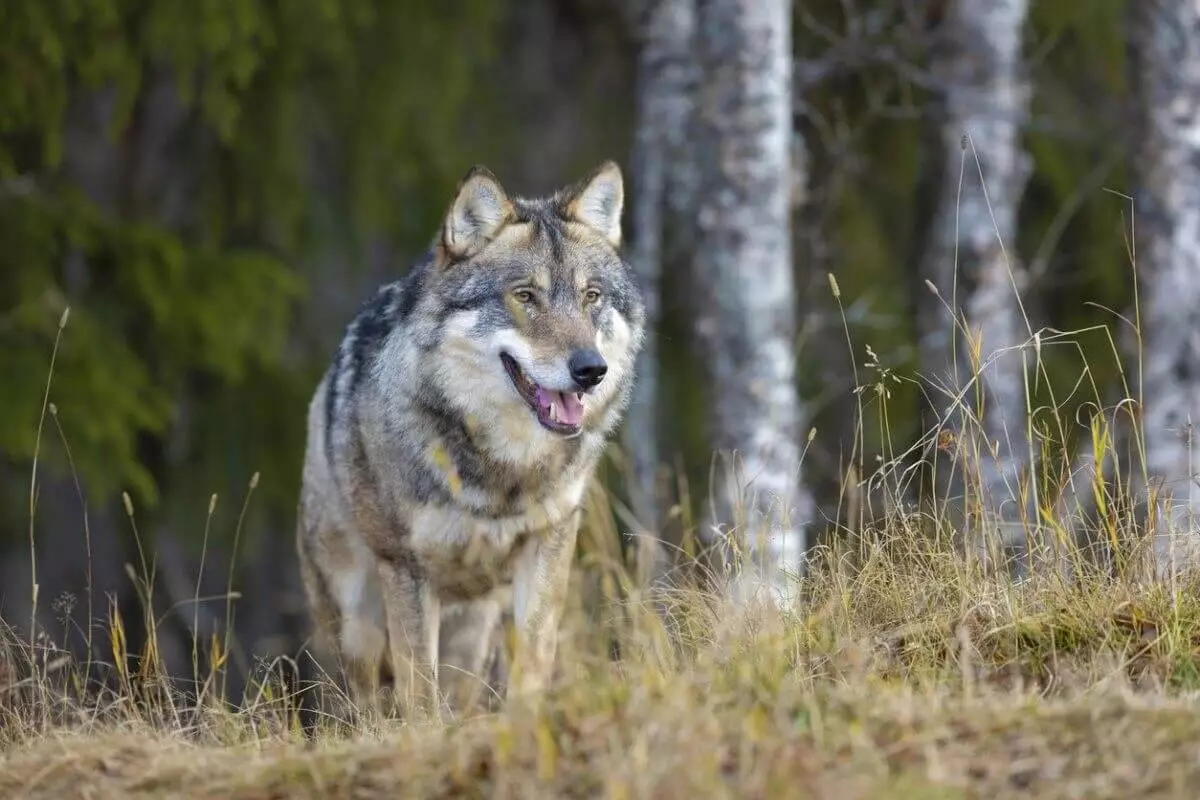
[296,161,645,719]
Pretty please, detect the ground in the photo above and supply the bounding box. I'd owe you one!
[6,692,1200,798]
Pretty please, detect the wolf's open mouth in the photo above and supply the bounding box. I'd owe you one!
[500,353,585,436]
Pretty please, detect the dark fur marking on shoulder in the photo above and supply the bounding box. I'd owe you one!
[347,283,400,395]
[396,264,425,321]
[327,259,430,466]
[323,360,341,467]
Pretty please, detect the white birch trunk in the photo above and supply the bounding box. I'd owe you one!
[691,0,813,608]
[917,0,1034,560]
[623,0,696,578]
[1132,1,1200,577]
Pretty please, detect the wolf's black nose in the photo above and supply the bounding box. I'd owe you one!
[568,349,607,389]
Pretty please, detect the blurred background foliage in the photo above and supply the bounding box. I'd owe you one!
[2,0,504,513]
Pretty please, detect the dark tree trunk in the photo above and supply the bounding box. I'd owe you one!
[623,0,697,582]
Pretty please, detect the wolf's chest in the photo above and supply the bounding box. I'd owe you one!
[405,479,585,600]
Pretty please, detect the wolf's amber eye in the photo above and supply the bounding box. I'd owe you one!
[512,289,536,304]
[584,288,602,305]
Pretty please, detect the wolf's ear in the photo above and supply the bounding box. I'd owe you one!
[442,166,513,261]
[564,161,624,248]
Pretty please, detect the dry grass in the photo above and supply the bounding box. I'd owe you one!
[8,687,1200,799]
[6,509,1200,799]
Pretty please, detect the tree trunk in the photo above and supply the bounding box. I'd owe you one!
[623,0,696,582]
[1131,1,1200,577]
[917,0,1034,565]
[691,0,813,607]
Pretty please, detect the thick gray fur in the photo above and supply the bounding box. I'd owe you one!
[296,161,645,718]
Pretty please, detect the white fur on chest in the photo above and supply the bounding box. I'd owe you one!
[408,472,588,566]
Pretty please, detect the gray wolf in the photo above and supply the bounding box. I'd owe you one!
[296,161,645,719]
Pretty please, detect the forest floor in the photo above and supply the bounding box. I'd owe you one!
[5,518,1200,800]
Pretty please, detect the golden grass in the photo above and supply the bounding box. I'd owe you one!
[7,689,1200,799]
[6,507,1200,800]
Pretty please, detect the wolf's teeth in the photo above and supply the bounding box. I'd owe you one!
[576,392,584,402]
[548,402,558,422]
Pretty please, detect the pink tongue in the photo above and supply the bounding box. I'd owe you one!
[535,387,585,426]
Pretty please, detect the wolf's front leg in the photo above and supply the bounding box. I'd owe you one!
[438,596,504,716]
[376,558,441,722]
[510,511,581,701]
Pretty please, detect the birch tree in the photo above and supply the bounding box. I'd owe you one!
[691,0,813,607]
[917,0,1034,563]
[623,0,696,576]
[1131,0,1200,576]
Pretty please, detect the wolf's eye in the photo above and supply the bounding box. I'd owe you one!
[584,288,602,305]
[512,289,536,304]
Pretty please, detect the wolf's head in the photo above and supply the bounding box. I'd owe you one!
[423,162,645,452]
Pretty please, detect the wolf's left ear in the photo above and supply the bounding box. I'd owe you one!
[442,166,513,261]
[564,161,624,248]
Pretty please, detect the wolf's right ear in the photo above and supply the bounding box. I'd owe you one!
[441,166,513,262]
